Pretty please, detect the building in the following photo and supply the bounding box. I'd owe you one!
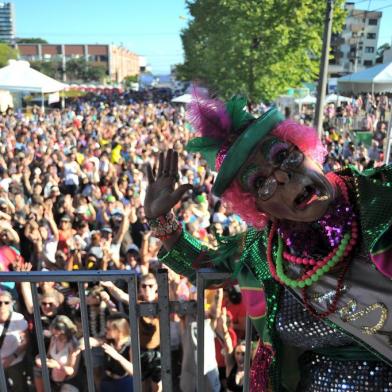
[0,2,15,44]
[16,43,140,83]
[329,2,382,77]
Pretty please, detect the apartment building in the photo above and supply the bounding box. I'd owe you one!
[329,2,382,77]
[16,43,140,83]
[0,2,15,44]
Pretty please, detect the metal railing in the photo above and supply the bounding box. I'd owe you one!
[0,269,252,392]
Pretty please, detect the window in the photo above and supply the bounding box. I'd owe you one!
[365,47,374,53]
[363,60,373,66]
[367,33,376,39]
[368,19,378,25]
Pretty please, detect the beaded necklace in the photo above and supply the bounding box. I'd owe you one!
[266,173,358,318]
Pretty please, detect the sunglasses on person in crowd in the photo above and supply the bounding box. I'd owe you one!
[0,301,11,306]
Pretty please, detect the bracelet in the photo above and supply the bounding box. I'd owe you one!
[147,212,182,240]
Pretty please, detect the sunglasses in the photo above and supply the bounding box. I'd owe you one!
[235,351,245,356]
[41,302,56,306]
[0,301,11,306]
[141,283,155,289]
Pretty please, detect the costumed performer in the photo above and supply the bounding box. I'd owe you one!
[143,90,392,391]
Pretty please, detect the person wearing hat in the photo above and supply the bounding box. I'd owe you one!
[143,90,392,391]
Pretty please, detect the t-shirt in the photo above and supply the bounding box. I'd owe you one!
[0,311,28,366]
[64,161,79,186]
[43,237,59,264]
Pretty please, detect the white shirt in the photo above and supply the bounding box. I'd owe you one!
[43,237,59,264]
[0,311,28,366]
[64,161,80,186]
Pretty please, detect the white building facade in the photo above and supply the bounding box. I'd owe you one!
[0,2,15,44]
[329,2,382,77]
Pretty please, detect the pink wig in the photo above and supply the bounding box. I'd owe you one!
[220,120,327,229]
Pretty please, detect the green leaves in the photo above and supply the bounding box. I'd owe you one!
[0,44,18,68]
[176,0,346,102]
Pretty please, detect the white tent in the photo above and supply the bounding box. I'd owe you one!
[337,62,392,94]
[0,60,67,93]
[294,95,317,105]
[171,93,192,104]
[325,94,352,105]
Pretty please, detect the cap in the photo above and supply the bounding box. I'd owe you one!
[60,214,72,222]
[100,226,113,234]
[111,208,124,216]
[126,244,140,253]
[106,195,116,203]
[89,246,103,259]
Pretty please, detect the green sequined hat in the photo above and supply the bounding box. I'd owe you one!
[186,91,284,197]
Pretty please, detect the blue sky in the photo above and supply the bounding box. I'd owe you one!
[12,0,392,75]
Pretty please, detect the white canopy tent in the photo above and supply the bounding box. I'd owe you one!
[171,93,192,104]
[0,60,67,109]
[294,95,317,105]
[337,62,392,94]
[325,93,351,105]
[294,94,316,112]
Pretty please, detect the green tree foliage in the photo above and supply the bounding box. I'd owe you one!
[66,58,106,82]
[123,74,138,84]
[16,38,48,44]
[0,43,18,67]
[30,60,63,79]
[176,0,346,102]
[30,58,106,82]
[376,43,391,64]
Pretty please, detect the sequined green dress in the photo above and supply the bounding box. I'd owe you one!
[160,166,392,391]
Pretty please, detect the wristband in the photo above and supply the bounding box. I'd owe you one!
[147,212,182,240]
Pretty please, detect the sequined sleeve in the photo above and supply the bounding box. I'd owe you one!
[159,229,244,285]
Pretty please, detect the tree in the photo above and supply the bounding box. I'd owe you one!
[16,38,48,44]
[376,43,391,64]
[176,0,346,102]
[30,60,63,79]
[66,58,106,82]
[0,43,18,67]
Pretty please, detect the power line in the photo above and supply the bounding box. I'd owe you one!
[17,32,181,37]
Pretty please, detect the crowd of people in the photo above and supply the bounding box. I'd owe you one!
[0,88,390,391]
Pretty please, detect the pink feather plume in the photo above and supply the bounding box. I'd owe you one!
[186,86,231,140]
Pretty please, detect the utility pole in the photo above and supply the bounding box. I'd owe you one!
[314,0,334,136]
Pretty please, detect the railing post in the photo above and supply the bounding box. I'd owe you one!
[157,269,173,391]
[77,282,95,392]
[31,283,52,392]
[196,273,206,391]
[243,316,253,392]
[128,274,142,392]
[0,353,8,392]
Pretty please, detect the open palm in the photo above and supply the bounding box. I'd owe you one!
[144,149,192,218]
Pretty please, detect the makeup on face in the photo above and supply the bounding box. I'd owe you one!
[240,137,304,201]
[238,136,334,222]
